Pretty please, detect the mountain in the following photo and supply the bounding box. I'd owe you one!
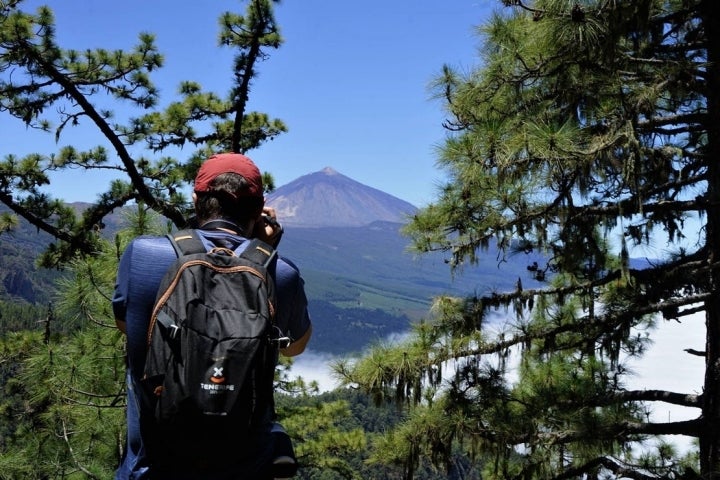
[267,220,544,354]
[263,168,545,353]
[266,167,417,227]
[0,168,545,354]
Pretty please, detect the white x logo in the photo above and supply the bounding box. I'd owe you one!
[213,367,224,378]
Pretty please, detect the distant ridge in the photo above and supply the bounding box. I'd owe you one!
[1,171,548,353]
[266,167,417,227]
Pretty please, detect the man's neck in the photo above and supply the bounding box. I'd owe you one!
[198,218,244,236]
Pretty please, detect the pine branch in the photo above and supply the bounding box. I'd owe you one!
[452,292,710,361]
[620,418,701,437]
[553,455,668,480]
[0,189,72,243]
[553,389,702,410]
[40,61,183,226]
[519,419,702,447]
[60,419,101,480]
[463,418,701,454]
[62,388,124,407]
[14,34,185,228]
[572,198,705,225]
[230,3,264,153]
[615,389,701,408]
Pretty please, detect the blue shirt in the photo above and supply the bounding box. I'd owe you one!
[112,230,311,479]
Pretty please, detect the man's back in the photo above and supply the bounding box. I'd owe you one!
[113,229,311,479]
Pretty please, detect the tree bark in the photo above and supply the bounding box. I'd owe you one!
[701,1,720,477]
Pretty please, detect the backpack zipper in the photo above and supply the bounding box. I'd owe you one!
[146,260,275,347]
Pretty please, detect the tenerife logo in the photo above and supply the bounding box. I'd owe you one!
[210,366,225,384]
[200,364,235,392]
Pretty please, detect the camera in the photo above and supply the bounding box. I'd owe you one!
[261,214,284,247]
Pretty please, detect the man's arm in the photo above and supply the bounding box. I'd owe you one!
[280,324,312,357]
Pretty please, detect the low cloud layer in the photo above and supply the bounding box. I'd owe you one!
[289,310,704,453]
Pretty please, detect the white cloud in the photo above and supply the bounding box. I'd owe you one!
[624,310,704,453]
[288,350,340,393]
[289,310,705,454]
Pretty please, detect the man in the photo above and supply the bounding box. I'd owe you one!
[113,153,312,479]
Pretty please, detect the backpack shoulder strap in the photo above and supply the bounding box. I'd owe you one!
[239,238,277,269]
[168,230,276,267]
[166,229,207,257]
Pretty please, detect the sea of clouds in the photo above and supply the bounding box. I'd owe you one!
[290,309,705,453]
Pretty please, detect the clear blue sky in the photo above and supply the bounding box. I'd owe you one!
[2,0,494,207]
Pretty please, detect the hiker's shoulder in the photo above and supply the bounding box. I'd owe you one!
[276,253,301,274]
[274,254,305,289]
[124,235,175,263]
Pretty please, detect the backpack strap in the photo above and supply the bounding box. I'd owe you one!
[239,238,277,269]
[240,239,288,348]
[168,230,277,267]
[166,229,207,256]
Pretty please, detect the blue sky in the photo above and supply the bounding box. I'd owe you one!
[2,0,495,206]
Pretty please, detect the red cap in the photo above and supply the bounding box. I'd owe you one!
[194,153,263,198]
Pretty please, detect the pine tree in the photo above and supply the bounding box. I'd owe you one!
[338,1,716,478]
[1,5,373,477]
[0,0,286,266]
[1,210,370,478]
[0,234,131,478]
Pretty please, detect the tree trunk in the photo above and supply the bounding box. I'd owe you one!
[701,1,720,477]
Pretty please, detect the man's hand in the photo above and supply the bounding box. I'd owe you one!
[253,207,284,247]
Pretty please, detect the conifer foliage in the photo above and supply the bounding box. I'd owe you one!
[1,3,373,478]
[338,1,717,478]
[0,238,128,478]
[0,0,286,266]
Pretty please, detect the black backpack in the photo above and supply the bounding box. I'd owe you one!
[141,229,287,470]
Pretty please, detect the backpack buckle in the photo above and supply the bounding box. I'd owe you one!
[156,311,180,340]
[270,326,291,349]
[169,324,181,340]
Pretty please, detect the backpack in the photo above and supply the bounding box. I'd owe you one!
[140,229,287,470]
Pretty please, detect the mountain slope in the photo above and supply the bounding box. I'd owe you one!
[266,167,417,227]
[275,221,545,354]
[1,168,546,353]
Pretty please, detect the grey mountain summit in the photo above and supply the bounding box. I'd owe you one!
[266,167,417,227]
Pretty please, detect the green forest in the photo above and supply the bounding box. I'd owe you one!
[1,0,718,478]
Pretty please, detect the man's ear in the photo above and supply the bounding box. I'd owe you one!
[192,192,198,204]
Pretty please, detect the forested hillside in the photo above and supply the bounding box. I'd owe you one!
[1,201,544,353]
[0,205,67,305]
